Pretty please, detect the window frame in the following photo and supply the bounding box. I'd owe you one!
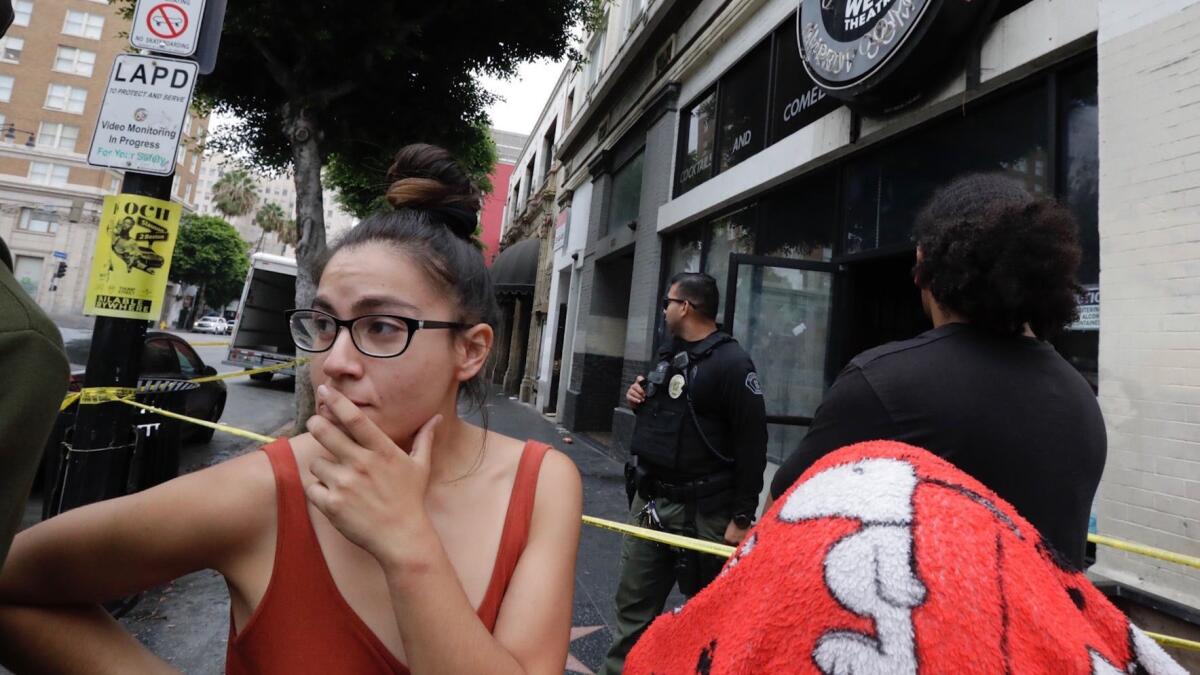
[37,121,81,152]
[673,86,719,197]
[45,83,88,114]
[0,36,24,63]
[12,0,32,27]
[605,148,646,235]
[19,208,60,234]
[29,161,71,187]
[62,10,105,40]
[0,75,14,103]
[53,45,97,77]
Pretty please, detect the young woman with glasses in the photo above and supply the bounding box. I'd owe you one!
[0,145,584,675]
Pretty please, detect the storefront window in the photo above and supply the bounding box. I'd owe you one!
[731,264,832,420]
[758,173,837,261]
[717,42,770,172]
[705,205,757,319]
[608,150,645,234]
[843,84,1050,254]
[1054,61,1099,391]
[1059,63,1099,285]
[676,89,717,195]
[769,18,840,144]
[665,227,703,278]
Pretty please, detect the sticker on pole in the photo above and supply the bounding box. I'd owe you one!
[84,195,181,321]
[131,0,205,56]
[88,54,198,176]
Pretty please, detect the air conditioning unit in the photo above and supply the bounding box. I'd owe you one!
[68,200,84,223]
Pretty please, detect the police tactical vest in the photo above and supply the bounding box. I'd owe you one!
[630,332,735,471]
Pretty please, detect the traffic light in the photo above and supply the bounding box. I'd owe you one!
[54,261,68,278]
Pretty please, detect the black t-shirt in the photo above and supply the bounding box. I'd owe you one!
[770,323,1106,568]
[641,333,768,518]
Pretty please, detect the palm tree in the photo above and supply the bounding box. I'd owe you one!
[253,202,286,252]
[275,218,299,254]
[212,168,260,219]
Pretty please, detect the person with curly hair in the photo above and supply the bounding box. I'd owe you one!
[769,173,1106,569]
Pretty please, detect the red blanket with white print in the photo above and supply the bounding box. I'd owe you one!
[625,441,1187,675]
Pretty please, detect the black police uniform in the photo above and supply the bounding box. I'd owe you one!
[600,330,767,675]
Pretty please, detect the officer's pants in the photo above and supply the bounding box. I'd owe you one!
[599,492,730,675]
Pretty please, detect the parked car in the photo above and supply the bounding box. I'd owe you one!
[194,314,229,335]
[59,328,228,442]
[39,328,229,517]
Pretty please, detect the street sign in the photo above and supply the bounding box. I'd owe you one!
[53,250,68,260]
[131,0,205,57]
[88,54,198,176]
[84,194,181,320]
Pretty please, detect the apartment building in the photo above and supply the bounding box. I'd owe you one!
[0,0,205,322]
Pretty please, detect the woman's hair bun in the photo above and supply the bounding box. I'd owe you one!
[384,144,482,240]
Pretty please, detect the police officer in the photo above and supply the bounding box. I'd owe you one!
[600,272,767,675]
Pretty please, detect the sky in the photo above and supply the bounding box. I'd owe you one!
[480,58,570,136]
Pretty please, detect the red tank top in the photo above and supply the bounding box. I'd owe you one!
[225,437,551,675]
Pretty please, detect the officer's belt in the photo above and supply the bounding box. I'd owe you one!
[648,471,734,502]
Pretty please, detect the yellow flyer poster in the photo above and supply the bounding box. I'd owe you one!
[84,194,181,320]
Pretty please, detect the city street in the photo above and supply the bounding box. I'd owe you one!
[12,332,640,675]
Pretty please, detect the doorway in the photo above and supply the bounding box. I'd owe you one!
[548,302,567,414]
[835,251,931,370]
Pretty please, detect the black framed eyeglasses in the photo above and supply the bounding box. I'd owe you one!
[662,297,690,310]
[285,308,471,358]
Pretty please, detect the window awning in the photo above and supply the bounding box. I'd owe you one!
[490,237,540,296]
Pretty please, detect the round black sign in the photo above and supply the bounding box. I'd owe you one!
[796,0,994,112]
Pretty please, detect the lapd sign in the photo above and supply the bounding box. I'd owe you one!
[131,0,205,57]
[88,54,198,176]
[797,0,994,112]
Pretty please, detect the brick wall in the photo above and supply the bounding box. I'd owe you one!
[1092,0,1200,609]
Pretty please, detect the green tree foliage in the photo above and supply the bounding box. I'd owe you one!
[113,0,600,425]
[171,214,249,308]
[118,0,595,259]
[211,168,260,219]
[326,121,499,218]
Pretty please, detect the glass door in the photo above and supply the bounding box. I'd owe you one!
[724,254,835,462]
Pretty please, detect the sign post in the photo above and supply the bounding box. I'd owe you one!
[54,174,176,515]
[54,0,217,516]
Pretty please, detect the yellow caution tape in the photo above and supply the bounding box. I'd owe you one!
[115,398,277,444]
[581,515,737,558]
[1143,631,1200,652]
[581,516,1198,652]
[59,392,81,412]
[48,370,1200,656]
[1088,534,1200,571]
[188,358,308,384]
[80,387,137,405]
[60,358,308,409]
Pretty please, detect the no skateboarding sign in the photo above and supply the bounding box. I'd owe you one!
[131,0,205,56]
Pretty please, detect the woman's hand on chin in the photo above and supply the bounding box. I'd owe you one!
[306,383,443,572]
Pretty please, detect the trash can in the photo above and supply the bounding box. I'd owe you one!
[127,378,200,494]
[39,399,78,520]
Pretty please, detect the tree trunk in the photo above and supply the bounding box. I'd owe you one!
[254,230,266,254]
[186,282,206,329]
[285,105,328,433]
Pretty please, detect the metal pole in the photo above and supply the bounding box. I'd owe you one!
[52,171,174,515]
